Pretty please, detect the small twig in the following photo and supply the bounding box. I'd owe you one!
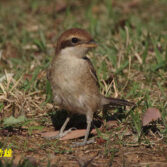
[9,76,23,93]
[28,91,42,96]
[0,83,6,94]
[113,79,118,98]
[125,26,129,48]
[134,52,142,64]
[121,54,132,92]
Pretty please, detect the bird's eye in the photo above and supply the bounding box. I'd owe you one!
[72,37,79,43]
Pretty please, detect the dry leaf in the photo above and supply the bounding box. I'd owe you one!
[23,74,32,81]
[41,128,98,140]
[96,137,106,145]
[104,120,118,130]
[41,131,59,138]
[61,129,97,140]
[55,2,67,13]
[142,107,161,126]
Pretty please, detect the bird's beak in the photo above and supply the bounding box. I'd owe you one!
[82,40,97,48]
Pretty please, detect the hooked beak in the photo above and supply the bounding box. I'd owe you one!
[81,40,97,48]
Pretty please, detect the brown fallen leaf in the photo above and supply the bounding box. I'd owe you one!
[127,0,140,8]
[23,74,32,81]
[61,129,97,140]
[55,2,67,13]
[142,107,161,126]
[104,120,118,130]
[40,128,99,140]
[41,131,59,138]
[96,137,106,145]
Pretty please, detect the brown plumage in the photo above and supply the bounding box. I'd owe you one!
[47,28,134,146]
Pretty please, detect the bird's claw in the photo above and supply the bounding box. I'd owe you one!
[71,138,95,147]
[44,127,76,140]
[58,127,76,138]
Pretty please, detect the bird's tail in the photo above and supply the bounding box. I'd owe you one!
[101,96,135,107]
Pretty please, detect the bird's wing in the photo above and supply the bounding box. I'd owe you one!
[83,57,100,88]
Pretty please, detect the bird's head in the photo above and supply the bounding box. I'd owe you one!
[56,28,97,58]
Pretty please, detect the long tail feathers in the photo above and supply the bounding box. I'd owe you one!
[101,96,135,107]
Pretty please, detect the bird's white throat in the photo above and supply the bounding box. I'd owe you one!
[60,46,88,59]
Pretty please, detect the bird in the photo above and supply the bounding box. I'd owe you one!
[47,28,134,146]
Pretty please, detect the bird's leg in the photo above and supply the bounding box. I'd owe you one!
[58,116,71,137]
[72,112,94,147]
[83,117,92,143]
[45,116,72,140]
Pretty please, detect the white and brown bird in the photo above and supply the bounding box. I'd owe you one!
[47,28,134,146]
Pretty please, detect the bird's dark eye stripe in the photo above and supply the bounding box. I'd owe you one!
[72,37,79,43]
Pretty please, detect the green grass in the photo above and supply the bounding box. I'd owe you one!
[0,0,167,166]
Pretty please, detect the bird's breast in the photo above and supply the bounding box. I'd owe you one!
[50,54,100,113]
[52,55,86,90]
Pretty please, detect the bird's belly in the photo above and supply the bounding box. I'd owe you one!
[51,58,100,114]
[53,89,93,115]
[52,59,86,112]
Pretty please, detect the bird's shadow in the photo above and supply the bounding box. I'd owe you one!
[142,123,160,135]
[49,107,129,131]
[103,107,128,121]
[50,109,101,130]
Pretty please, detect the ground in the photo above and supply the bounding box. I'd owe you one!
[0,0,167,166]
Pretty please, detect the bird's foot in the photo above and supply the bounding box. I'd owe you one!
[58,127,76,138]
[72,138,95,147]
[44,127,76,140]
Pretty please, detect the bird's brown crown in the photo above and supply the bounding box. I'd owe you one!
[56,28,95,54]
